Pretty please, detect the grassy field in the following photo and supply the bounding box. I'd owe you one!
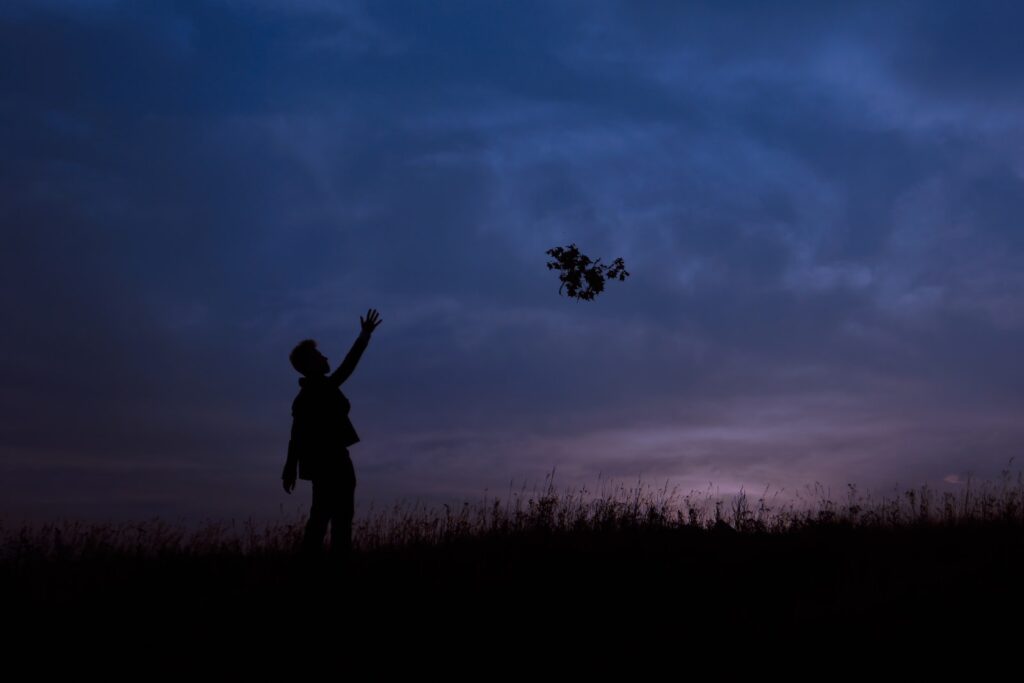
[5,468,1024,649]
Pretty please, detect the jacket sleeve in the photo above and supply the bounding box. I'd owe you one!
[329,330,371,387]
[282,413,300,480]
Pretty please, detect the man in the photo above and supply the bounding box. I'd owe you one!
[283,308,382,562]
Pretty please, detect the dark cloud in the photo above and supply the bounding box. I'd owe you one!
[2,1,1022,522]
[889,1,1024,103]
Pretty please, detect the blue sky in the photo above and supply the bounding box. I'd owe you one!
[2,1,1023,522]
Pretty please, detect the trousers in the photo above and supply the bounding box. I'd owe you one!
[301,452,356,558]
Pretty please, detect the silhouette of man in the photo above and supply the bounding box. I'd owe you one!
[283,308,382,563]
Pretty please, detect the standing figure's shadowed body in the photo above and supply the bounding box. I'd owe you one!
[282,309,382,564]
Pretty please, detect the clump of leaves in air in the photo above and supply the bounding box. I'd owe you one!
[545,243,630,301]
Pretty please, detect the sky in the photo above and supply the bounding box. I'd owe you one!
[2,0,1023,524]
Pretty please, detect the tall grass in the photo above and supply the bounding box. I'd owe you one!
[4,464,1023,561]
[7,465,1024,644]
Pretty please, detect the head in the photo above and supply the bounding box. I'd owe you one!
[290,339,329,377]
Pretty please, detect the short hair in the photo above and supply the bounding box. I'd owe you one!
[290,339,319,375]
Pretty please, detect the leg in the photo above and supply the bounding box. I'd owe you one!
[302,477,332,556]
[329,454,357,562]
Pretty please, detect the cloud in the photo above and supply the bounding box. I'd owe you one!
[2,1,1023,521]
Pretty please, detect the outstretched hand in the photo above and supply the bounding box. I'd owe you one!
[283,476,296,494]
[360,308,383,335]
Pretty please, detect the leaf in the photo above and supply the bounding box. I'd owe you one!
[545,243,631,301]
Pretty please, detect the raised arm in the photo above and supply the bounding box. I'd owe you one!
[329,308,382,387]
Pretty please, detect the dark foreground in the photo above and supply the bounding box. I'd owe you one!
[5,481,1024,659]
[7,523,1024,646]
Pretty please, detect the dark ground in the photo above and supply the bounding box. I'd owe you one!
[7,521,1024,657]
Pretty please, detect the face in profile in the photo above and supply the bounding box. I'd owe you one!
[314,350,330,375]
[291,339,331,377]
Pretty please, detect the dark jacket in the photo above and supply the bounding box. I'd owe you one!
[283,331,370,482]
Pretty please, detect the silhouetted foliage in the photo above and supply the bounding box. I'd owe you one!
[7,470,1024,647]
[6,471,1024,651]
[546,243,630,301]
